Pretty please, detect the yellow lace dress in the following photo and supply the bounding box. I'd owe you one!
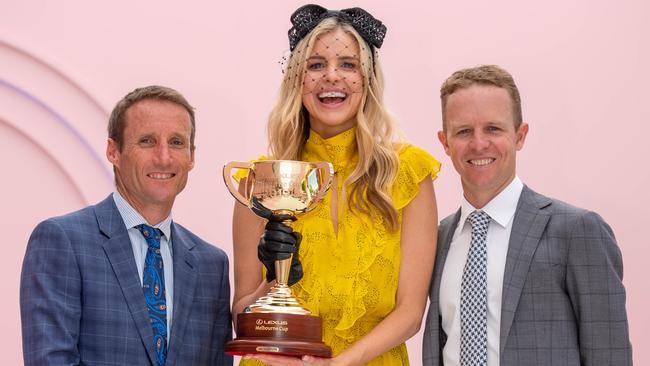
[237,128,440,365]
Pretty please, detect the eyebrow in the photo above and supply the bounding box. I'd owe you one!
[137,133,156,139]
[170,133,189,141]
[449,125,472,131]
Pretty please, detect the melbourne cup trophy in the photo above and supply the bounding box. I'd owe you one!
[223,160,334,357]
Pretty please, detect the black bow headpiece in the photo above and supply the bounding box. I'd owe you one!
[288,4,387,51]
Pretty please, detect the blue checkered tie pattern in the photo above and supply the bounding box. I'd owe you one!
[136,224,167,366]
[460,210,490,366]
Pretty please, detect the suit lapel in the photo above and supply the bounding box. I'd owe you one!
[432,209,461,309]
[96,196,159,365]
[430,209,461,359]
[499,186,551,353]
[165,224,198,366]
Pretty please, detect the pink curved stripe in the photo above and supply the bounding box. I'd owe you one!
[0,118,89,206]
[0,79,112,182]
[0,38,109,116]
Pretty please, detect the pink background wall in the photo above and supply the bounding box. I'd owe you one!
[1,1,647,364]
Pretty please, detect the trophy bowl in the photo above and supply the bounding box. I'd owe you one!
[223,160,334,358]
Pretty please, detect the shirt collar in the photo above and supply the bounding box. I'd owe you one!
[112,191,173,240]
[459,176,523,229]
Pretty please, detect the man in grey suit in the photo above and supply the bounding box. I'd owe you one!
[20,86,233,365]
[422,65,632,366]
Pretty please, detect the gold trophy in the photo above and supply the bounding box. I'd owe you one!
[223,160,334,357]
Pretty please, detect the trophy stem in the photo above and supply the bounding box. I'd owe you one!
[245,282,311,315]
[275,258,292,286]
[275,210,295,287]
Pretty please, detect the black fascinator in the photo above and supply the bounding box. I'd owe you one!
[287,4,387,51]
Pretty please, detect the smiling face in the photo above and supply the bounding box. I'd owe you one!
[106,99,195,222]
[438,85,528,208]
[301,27,364,138]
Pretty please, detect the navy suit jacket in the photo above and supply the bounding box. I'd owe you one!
[20,195,233,366]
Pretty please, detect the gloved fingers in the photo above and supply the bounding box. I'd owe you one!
[265,270,276,283]
[258,247,291,262]
[260,238,298,253]
[251,198,297,223]
[264,221,294,234]
[287,260,303,286]
[251,197,273,219]
[263,229,298,245]
[292,231,302,246]
[260,239,297,255]
[268,213,297,223]
[290,258,302,271]
[262,251,292,261]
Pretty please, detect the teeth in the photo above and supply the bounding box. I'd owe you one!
[318,91,346,98]
[470,158,494,166]
[149,173,174,179]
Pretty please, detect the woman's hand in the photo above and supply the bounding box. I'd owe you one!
[253,197,304,285]
[247,354,345,366]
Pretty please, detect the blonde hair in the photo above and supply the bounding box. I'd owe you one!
[267,17,401,230]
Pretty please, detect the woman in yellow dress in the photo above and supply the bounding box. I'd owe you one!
[233,4,440,365]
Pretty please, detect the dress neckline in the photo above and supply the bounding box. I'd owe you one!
[303,127,358,175]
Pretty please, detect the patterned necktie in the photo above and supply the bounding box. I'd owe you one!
[136,224,167,366]
[460,210,490,366]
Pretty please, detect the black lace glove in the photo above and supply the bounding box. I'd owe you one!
[252,198,304,285]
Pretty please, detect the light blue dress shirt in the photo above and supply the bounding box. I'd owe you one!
[112,191,174,340]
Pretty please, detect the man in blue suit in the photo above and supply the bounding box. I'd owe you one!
[20,85,233,365]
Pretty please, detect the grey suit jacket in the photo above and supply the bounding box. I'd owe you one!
[422,186,632,365]
[20,195,233,366]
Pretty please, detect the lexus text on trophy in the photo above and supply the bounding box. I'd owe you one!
[223,160,334,357]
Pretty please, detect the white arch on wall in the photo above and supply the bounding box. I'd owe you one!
[0,39,119,365]
[0,39,113,204]
[0,117,87,204]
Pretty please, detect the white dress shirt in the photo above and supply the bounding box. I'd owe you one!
[439,176,523,366]
[113,191,174,340]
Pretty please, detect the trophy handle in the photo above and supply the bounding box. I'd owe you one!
[223,161,253,207]
[312,161,334,201]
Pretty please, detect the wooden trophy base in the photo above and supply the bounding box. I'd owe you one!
[226,312,332,358]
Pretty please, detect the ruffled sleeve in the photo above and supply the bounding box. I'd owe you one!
[392,144,441,210]
[230,155,270,182]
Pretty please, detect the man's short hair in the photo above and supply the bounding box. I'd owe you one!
[108,85,196,150]
[440,65,522,132]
